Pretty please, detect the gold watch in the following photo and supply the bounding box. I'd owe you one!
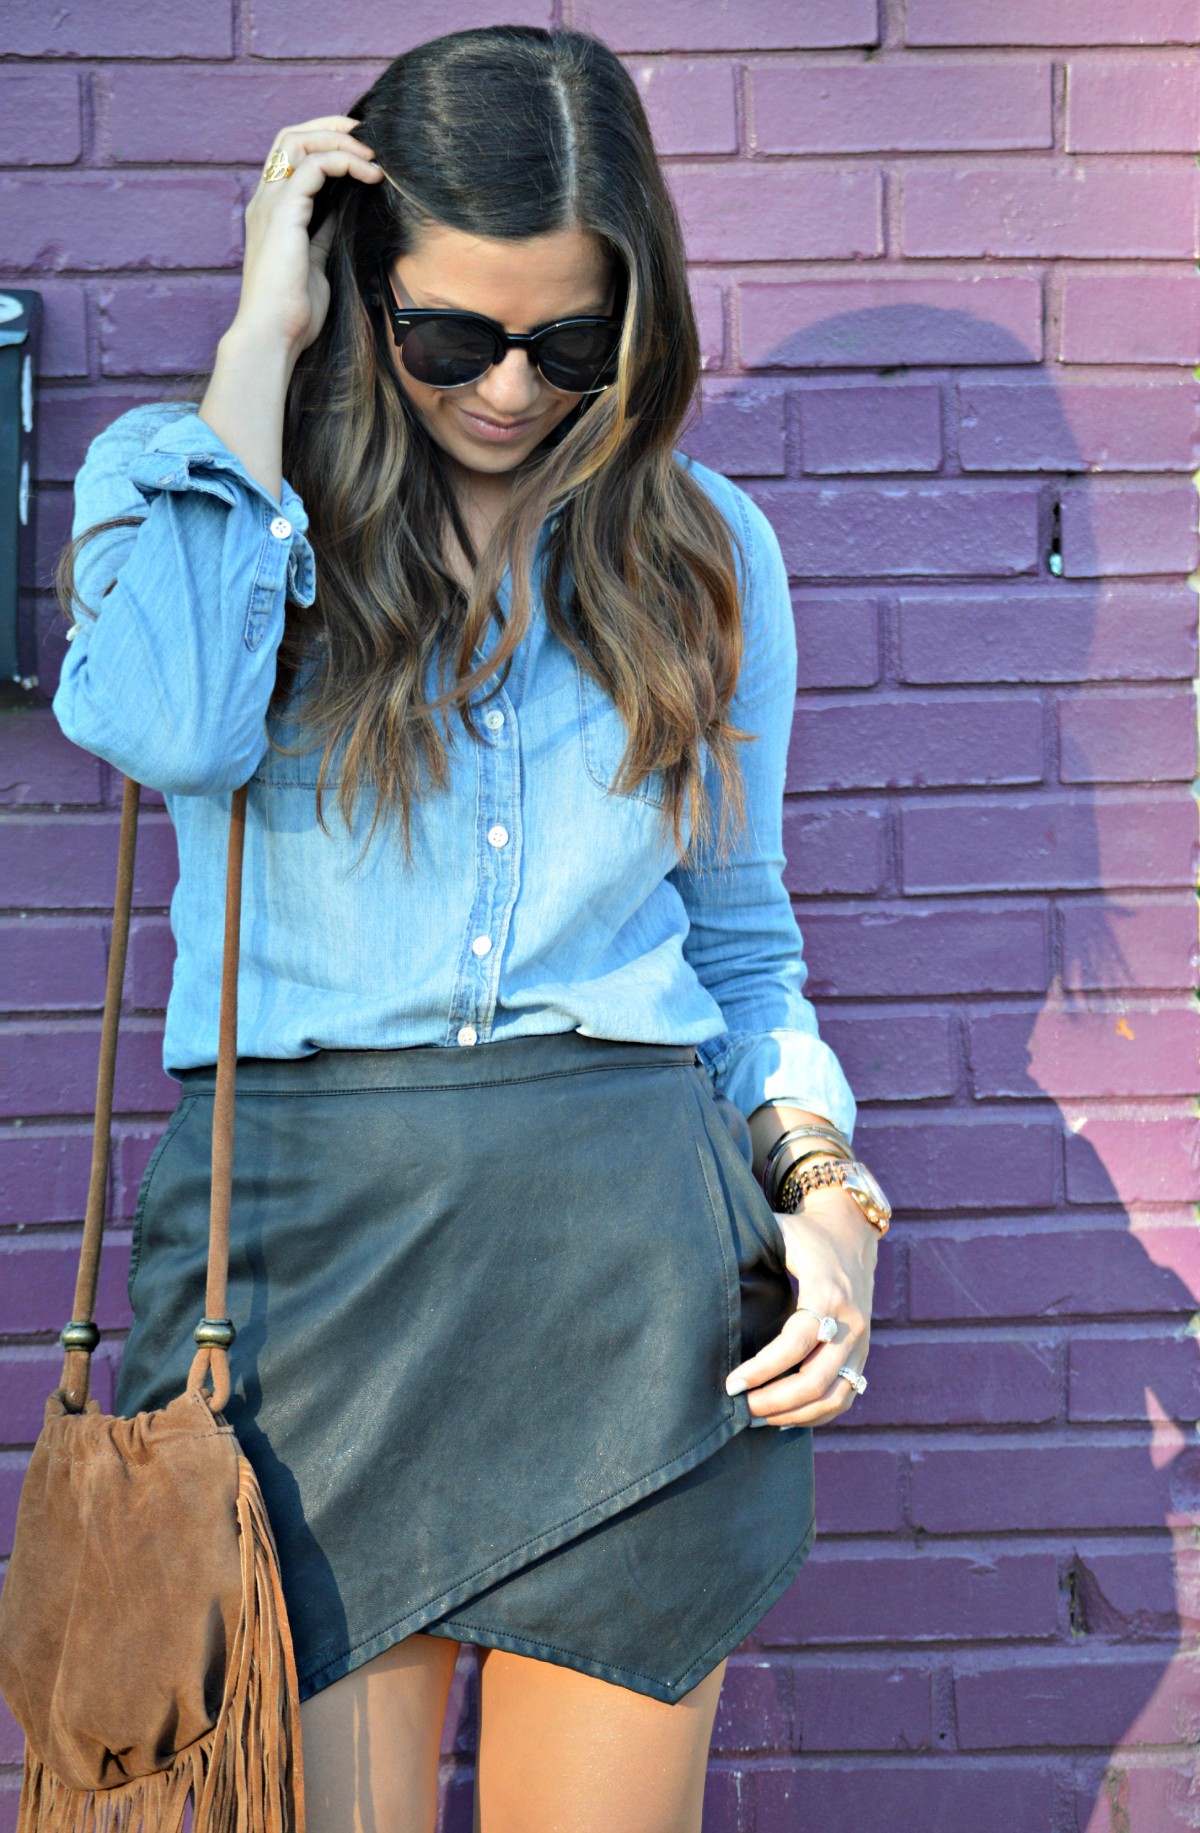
[776,1154,892,1235]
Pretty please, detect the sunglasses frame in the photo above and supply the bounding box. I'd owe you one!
[374,261,622,396]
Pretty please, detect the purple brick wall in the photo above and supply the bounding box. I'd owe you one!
[2,3,1199,1828]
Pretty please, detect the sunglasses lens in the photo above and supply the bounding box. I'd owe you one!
[537,323,621,392]
[400,319,497,388]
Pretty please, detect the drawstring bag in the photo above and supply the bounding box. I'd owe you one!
[0,779,305,1833]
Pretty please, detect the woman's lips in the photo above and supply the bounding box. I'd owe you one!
[456,405,541,445]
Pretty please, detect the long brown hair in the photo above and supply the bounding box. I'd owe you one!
[59,25,750,864]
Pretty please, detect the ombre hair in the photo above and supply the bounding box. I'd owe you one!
[61,25,750,863]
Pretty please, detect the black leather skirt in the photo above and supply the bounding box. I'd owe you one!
[114,1032,816,1705]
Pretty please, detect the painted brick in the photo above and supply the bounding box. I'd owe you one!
[955,1653,1200,1749]
[1059,689,1198,784]
[0,1347,115,1445]
[28,283,89,379]
[97,279,244,377]
[0,710,103,804]
[898,586,1199,686]
[792,593,881,689]
[1072,1544,1200,1636]
[811,1447,904,1534]
[958,379,1200,473]
[691,281,724,372]
[571,0,881,52]
[35,390,165,484]
[798,383,942,475]
[127,916,176,1010]
[749,483,1040,579]
[739,276,1044,369]
[819,1011,957,1102]
[670,165,882,263]
[849,1336,1061,1428]
[759,1548,1059,1645]
[0,0,234,57]
[970,1003,1200,1099]
[0,1697,21,1764]
[1060,480,1200,578]
[751,59,1052,153]
[787,693,1044,791]
[754,1762,1055,1830]
[102,65,375,164]
[906,1,1200,46]
[710,1660,791,1755]
[33,489,72,593]
[0,70,83,166]
[900,793,1199,893]
[792,1662,932,1752]
[0,1020,173,1119]
[855,1116,1059,1213]
[0,815,178,908]
[0,174,243,273]
[248,0,550,57]
[903,162,1198,259]
[1062,898,1200,994]
[699,1766,743,1833]
[781,802,887,896]
[916,1440,1200,1531]
[0,1236,133,1337]
[0,917,110,1011]
[796,904,1050,999]
[1060,271,1200,365]
[0,1129,97,1227]
[627,59,738,155]
[1066,57,1200,152]
[679,386,787,477]
[1069,1333,1200,1423]
[909,1223,1200,1323]
[1065,1115,1200,1205]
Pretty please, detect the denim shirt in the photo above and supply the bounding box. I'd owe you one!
[52,401,855,1136]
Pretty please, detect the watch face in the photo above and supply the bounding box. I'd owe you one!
[846,1162,892,1224]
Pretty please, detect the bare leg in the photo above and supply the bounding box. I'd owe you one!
[298,1632,462,1833]
[473,1648,727,1833]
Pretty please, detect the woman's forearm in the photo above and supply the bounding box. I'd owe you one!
[198,326,298,507]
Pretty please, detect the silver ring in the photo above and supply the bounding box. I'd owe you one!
[837,1365,867,1396]
[796,1304,838,1343]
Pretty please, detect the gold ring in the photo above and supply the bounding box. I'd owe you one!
[263,146,295,183]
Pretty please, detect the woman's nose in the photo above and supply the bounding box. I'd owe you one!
[471,347,544,418]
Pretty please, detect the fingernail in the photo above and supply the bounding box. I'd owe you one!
[725,1372,747,1395]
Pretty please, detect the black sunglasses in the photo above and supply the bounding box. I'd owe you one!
[372,262,622,395]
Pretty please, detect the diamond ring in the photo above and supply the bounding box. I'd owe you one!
[837,1365,867,1396]
[796,1304,838,1343]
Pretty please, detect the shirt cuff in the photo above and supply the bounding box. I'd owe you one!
[125,409,317,608]
[697,1028,857,1143]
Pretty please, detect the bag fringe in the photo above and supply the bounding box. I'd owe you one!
[15,1456,305,1833]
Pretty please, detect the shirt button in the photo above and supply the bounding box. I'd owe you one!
[269,515,292,540]
[484,709,505,731]
[471,934,492,957]
[487,824,509,848]
[456,1024,478,1047]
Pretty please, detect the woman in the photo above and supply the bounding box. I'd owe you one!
[52,24,887,1833]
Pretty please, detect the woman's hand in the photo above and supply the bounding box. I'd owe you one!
[725,1190,878,1428]
[233,115,384,360]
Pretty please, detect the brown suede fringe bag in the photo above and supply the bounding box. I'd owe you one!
[0,778,306,1833]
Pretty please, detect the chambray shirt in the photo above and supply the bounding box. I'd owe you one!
[52,402,855,1135]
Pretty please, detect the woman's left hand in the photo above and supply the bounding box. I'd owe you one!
[725,1191,879,1428]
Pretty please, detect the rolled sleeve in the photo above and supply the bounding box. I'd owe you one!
[53,403,315,795]
[669,465,857,1141]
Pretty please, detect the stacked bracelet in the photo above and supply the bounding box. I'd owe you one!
[760,1123,852,1211]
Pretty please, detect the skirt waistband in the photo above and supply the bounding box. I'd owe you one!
[174,1030,701,1096]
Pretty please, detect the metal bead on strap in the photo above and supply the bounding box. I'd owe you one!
[60,1319,101,1354]
[194,1316,237,1349]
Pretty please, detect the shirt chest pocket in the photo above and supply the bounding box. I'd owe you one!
[576,662,668,810]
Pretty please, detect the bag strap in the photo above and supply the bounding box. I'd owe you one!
[59,776,248,1416]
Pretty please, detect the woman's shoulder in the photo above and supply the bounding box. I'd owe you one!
[672,450,787,602]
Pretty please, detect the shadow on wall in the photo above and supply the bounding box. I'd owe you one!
[681,302,1200,1827]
